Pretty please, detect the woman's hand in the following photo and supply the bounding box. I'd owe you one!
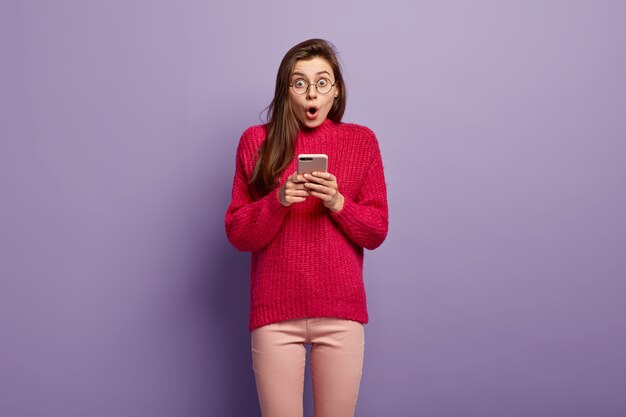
[278,171,309,207]
[303,171,344,212]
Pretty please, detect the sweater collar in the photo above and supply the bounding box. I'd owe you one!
[298,118,335,138]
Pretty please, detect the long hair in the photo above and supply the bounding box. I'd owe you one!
[249,39,347,199]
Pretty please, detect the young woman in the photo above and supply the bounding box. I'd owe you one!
[225,38,388,417]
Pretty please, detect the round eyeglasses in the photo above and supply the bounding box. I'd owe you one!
[290,78,336,95]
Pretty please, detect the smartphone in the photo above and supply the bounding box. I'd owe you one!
[297,154,328,174]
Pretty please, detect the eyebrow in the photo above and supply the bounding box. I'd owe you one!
[291,70,332,78]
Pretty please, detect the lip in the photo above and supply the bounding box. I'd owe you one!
[305,106,319,120]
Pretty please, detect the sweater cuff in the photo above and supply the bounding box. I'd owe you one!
[267,188,290,214]
[328,194,356,222]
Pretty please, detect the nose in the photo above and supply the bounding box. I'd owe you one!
[306,83,317,99]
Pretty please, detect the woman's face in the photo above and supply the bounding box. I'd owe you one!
[288,57,339,129]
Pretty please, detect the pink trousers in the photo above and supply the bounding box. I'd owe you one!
[251,318,365,417]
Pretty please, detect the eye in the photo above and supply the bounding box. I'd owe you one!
[317,78,329,87]
[293,79,306,88]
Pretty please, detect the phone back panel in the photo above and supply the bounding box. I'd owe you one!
[297,154,328,174]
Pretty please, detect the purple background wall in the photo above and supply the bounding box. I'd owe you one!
[1,1,625,416]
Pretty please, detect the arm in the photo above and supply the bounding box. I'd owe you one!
[224,136,289,252]
[329,145,389,250]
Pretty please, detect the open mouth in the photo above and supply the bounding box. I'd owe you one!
[306,107,318,119]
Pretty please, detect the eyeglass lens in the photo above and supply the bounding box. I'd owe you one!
[291,78,333,95]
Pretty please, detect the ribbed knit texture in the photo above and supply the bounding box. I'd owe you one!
[225,119,388,331]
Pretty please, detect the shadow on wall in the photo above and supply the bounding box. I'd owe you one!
[185,192,260,415]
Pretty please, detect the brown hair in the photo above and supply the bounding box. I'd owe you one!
[249,39,347,198]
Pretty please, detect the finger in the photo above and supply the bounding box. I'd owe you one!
[305,182,335,195]
[303,173,331,185]
[312,171,334,181]
[304,176,335,189]
[286,189,310,197]
[289,171,305,183]
[307,190,332,201]
[286,183,308,190]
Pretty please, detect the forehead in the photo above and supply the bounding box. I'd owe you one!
[292,57,334,77]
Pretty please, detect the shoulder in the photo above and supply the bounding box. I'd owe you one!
[335,122,375,137]
[236,124,267,158]
[239,124,267,146]
[333,122,380,151]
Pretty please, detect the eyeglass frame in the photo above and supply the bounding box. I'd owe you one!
[289,78,337,95]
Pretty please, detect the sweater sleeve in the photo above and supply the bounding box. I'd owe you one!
[329,135,389,250]
[224,131,289,252]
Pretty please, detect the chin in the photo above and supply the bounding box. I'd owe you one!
[303,120,322,129]
[299,115,327,130]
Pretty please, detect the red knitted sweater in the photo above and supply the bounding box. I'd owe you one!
[225,119,388,331]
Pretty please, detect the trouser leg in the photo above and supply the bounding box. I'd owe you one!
[309,318,365,417]
[251,320,307,417]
